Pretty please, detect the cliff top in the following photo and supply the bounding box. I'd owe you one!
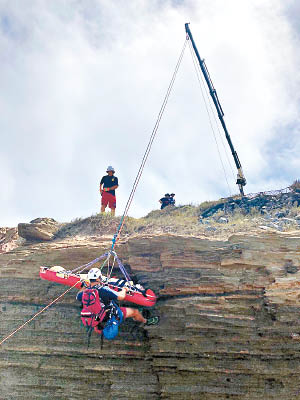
[1,182,300,253]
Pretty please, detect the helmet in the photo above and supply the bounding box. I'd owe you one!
[164,193,170,197]
[106,166,115,172]
[87,268,102,280]
[170,193,175,196]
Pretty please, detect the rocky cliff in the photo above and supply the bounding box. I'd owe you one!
[1,227,300,399]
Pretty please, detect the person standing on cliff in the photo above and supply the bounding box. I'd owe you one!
[100,166,118,216]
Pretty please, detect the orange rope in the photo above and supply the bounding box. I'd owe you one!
[0,280,80,346]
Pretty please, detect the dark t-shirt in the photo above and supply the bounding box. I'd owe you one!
[160,196,170,209]
[100,175,119,196]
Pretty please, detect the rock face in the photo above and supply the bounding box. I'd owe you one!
[0,228,19,253]
[1,231,300,399]
[18,218,60,241]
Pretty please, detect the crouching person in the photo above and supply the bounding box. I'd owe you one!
[77,268,159,341]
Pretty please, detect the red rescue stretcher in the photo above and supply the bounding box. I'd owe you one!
[39,266,157,307]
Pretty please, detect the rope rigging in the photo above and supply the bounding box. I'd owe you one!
[0,39,187,346]
[111,38,187,251]
[0,281,79,346]
[1,24,247,345]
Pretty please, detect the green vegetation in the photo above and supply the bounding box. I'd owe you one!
[54,199,228,239]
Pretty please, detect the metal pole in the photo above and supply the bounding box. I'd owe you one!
[185,23,246,196]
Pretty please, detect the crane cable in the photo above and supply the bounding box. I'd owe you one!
[0,39,187,346]
[111,38,187,250]
[193,47,237,186]
[187,38,233,196]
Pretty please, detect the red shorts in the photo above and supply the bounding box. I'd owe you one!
[101,192,116,208]
[120,307,127,319]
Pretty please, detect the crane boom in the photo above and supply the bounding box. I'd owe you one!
[185,23,246,196]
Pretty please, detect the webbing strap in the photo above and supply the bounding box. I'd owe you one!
[70,252,109,274]
[115,256,131,281]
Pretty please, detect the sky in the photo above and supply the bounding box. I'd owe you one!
[1,0,300,226]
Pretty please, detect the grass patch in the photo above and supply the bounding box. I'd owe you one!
[53,182,300,240]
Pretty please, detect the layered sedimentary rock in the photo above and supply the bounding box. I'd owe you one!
[1,231,300,399]
[18,218,60,241]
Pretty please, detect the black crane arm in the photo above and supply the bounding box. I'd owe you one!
[185,23,246,196]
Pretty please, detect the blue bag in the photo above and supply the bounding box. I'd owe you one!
[103,305,123,340]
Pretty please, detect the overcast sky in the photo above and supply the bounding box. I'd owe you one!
[1,0,300,226]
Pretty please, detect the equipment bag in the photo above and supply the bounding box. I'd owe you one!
[80,288,106,328]
[103,302,124,340]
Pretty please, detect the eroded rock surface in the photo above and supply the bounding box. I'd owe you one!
[18,218,60,241]
[0,228,19,253]
[1,231,300,399]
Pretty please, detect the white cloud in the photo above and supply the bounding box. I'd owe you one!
[0,0,300,226]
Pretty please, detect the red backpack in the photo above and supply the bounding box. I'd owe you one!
[80,288,107,329]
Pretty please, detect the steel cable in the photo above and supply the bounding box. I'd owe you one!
[187,39,232,196]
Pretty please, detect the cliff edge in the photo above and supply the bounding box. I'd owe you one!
[1,223,300,399]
